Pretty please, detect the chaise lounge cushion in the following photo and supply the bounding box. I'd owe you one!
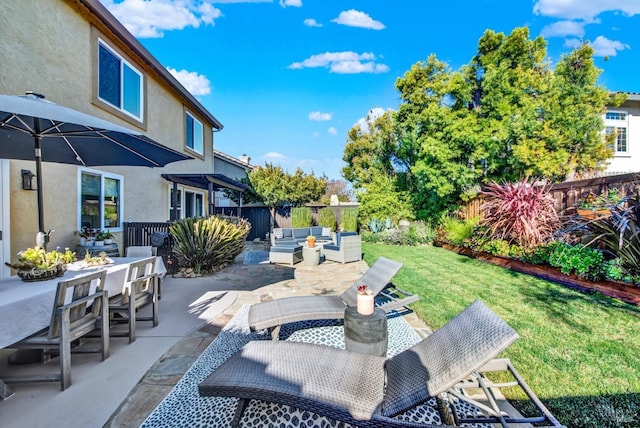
[381,300,519,416]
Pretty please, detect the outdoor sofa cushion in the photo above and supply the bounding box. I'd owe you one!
[270,245,303,254]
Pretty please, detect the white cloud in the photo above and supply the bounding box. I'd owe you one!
[263,151,285,159]
[534,0,640,21]
[100,0,222,38]
[590,35,629,56]
[167,68,211,96]
[309,111,332,121]
[328,127,338,135]
[564,38,583,49]
[304,18,322,27]
[355,107,388,134]
[331,9,385,30]
[540,20,585,38]
[289,51,389,74]
[279,0,301,7]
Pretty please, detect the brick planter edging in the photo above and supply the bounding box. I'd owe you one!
[439,243,640,306]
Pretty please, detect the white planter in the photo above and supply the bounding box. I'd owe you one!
[94,240,105,247]
[104,239,113,245]
[79,237,86,246]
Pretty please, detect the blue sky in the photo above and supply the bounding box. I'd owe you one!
[101,0,640,180]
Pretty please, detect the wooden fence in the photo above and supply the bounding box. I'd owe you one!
[123,222,176,274]
[464,172,640,219]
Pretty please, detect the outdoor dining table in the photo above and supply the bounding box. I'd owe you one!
[0,256,166,350]
[0,257,166,399]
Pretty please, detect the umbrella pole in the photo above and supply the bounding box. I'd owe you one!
[34,124,47,248]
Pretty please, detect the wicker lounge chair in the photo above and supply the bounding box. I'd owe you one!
[200,300,565,428]
[248,256,417,339]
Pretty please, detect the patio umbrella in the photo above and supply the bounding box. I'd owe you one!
[0,92,192,241]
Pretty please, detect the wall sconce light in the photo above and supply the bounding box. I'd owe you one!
[21,169,35,191]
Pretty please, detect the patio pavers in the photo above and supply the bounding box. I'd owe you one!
[104,241,432,427]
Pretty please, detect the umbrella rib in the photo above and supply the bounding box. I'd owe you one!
[96,130,162,167]
[1,114,36,134]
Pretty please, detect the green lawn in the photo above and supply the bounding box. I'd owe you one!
[363,243,640,428]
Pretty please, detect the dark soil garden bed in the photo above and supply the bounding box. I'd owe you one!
[439,243,640,306]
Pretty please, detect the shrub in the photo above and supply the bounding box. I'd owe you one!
[291,207,312,227]
[317,207,336,230]
[547,243,605,281]
[578,196,640,279]
[341,208,358,232]
[367,217,393,233]
[361,221,435,246]
[439,216,479,246]
[170,216,251,274]
[481,177,560,249]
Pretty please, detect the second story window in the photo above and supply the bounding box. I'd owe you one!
[606,126,628,153]
[98,40,143,121]
[185,111,204,155]
[605,111,627,121]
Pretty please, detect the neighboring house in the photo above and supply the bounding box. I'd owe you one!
[603,93,640,176]
[0,0,243,278]
[213,150,255,209]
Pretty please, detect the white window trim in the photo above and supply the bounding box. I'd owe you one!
[185,111,204,155]
[78,167,124,232]
[97,38,144,121]
[604,110,629,155]
[167,185,206,219]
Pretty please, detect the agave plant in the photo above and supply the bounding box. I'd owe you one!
[170,216,251,274]
[480,177,559,249]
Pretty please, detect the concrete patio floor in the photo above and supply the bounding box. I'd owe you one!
[0,242,431,428]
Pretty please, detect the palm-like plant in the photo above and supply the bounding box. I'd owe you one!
[481,177,560,249]
[580,196,640,278]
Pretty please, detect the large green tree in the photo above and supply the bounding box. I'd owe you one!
[247,163,326,230]
[343,27,623,220]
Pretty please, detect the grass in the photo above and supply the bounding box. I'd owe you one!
[363,243,640,428]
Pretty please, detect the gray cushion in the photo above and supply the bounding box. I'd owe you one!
[270,245,302,253]
[282,229,293,238]
[323,244,340,252]
[381,300,519,416]
[292,228,309,239]
[310,226,323,237]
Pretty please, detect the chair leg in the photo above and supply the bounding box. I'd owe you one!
[128,298,136,344]
[59,310,72,391]
[152,278,159,327]
[100,295,110,360]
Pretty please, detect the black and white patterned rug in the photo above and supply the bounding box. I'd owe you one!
[141,306,489,427]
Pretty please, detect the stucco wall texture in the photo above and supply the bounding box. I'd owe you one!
[0,0,216,255]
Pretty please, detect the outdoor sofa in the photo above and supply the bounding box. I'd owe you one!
[249,256,417,339]
[270,226,332,246]
[200,300,565,428]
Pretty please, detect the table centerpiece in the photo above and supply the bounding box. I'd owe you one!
[5,247,76,282]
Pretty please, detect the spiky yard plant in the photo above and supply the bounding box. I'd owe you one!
[341,208,358,232]
[291,207,312,227]
[481,177,560,249]
[579,196,640,279]
[170,216,251,274]
[317,207,336,230]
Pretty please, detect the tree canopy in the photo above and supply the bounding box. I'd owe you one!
[343,27,624,221]
[247,163,326,229]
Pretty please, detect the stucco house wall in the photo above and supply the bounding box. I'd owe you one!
[603,94,640,175]
[0,0,221,264]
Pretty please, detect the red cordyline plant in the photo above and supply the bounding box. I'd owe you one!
[480,177,560,249]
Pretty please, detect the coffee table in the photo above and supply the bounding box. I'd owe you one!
[302,245,321,266]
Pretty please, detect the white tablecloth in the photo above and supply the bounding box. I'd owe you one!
[0,257,166,349]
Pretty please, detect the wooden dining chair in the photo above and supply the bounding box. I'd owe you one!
[125,246,156,257]
[108,256,159,343]
[2,270,109,391]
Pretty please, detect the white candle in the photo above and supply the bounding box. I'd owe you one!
[357,293,374,316]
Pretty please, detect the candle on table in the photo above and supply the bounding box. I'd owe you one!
[357,292,374,316]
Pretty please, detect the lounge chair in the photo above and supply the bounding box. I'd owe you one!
[248,256,417,339]
[200,300,565,428]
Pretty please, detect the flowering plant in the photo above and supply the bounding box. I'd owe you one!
[357,284,372,295]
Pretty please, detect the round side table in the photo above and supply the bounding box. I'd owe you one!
[343,306,388,357]
[302,245,321,266]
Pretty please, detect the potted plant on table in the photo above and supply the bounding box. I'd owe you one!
[5,247,76,282]
[306,235,316,248]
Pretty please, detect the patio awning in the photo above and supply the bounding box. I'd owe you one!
[161,173,247,192]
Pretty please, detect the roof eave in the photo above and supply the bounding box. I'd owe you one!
[77,0,223,131]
